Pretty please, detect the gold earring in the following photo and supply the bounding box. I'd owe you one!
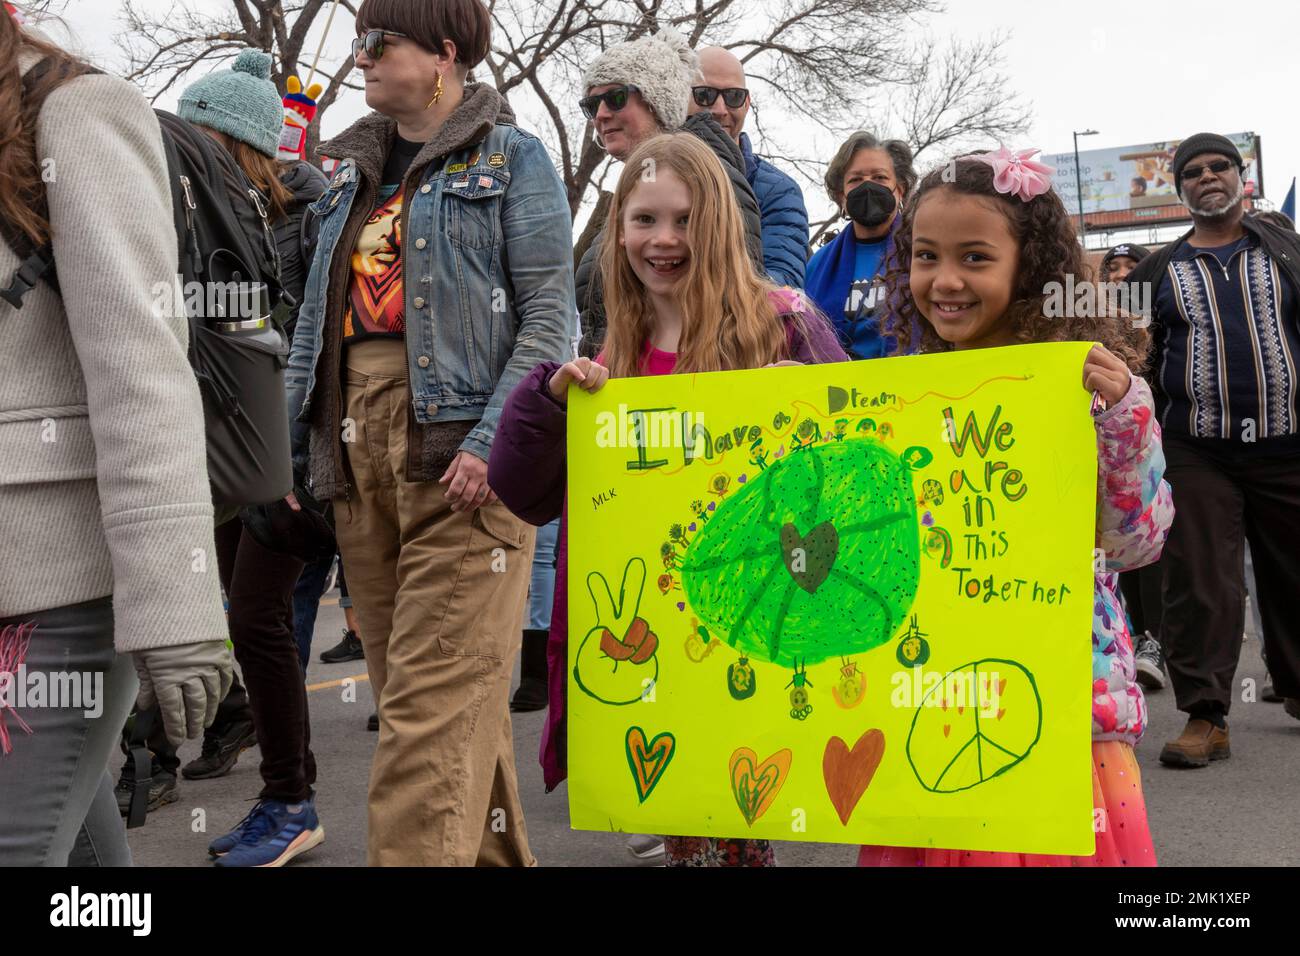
[426,72,443,109]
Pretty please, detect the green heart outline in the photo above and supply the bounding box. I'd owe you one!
[731,755,783,825]
[625,726,676,803]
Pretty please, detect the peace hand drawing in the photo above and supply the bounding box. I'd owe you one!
[574,557,661,706]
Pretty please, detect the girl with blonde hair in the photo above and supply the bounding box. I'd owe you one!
[489,131,847,866]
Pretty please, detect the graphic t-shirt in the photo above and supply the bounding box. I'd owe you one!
[806,231,890,360]
[846,238,888,321]
[343,136,423,343]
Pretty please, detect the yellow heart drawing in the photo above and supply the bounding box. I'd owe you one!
[728,747,792,826]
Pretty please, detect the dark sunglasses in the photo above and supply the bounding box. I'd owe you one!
[352,29,409,61]
[579,85,640,120]
[691,86,749,109]
[1180,158,1236,181]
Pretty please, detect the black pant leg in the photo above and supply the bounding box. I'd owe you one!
[1118,569,1148,635]
[224,526,310,802]
[1240,452,1300,700]
[1139,561,1164,643]
[1160,435,1248,716]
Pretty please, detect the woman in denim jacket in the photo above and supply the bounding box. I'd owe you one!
[284,0,574,866]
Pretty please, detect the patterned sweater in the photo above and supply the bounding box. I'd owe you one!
[1152,234,1300,446]
[1091,375,1175,745]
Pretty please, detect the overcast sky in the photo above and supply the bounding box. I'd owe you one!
[42,0,1300,235]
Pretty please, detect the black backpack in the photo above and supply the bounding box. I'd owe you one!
[1,57,293,508]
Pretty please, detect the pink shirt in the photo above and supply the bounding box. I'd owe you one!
[642,343,677,376]
[594,342,680,377]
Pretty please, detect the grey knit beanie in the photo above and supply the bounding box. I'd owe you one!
[582,30,698,133]
[179,49,285,158]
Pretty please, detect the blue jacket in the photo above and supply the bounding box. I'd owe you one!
[285,86,575,489]
[805,218,898,360]
[740,132,808,289]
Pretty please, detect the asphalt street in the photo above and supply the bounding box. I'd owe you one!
[125,593,1299,867]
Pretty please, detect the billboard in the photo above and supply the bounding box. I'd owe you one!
[1044,133,1260,216]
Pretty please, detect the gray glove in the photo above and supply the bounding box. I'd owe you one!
[132,640,234,747]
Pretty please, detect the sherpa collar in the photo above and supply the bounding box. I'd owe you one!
[321,82,516,186]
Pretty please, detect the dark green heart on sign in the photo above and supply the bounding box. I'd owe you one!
[780,520,839,594]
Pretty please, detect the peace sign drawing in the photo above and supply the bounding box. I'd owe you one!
[574,556,661,705]
[905,658,1042,793]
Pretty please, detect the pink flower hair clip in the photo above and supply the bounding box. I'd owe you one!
[974,147,1056,202]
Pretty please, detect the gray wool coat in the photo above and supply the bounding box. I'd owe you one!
[0,51,226,653]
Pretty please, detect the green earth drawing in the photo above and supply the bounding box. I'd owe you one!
[679,439,920,668]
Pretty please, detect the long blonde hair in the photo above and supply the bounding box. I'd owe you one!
[600,133,788,378]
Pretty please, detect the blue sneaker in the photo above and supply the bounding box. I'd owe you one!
[208,789,322,858]
[208,804,260,857]
[212,797,324,868]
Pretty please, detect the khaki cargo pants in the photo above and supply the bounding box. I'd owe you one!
[336,339,537,866]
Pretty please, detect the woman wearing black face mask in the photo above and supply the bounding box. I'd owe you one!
[806,132,916,359]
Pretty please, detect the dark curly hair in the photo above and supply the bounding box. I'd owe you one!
[879,157,1150,373]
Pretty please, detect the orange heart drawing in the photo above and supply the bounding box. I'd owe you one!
[728,747,792,826]
[625,726,676,803]
[822,729,886,826]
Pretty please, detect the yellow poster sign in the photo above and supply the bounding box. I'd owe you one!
[566,343,1098,854]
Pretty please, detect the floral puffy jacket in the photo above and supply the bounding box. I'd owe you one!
[1092,375,1174,746]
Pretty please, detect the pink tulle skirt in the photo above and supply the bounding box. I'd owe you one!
[858,740,1157,867]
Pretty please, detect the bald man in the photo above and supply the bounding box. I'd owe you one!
[688,46,809,289]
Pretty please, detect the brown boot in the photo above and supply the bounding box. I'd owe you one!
[1159,718,1230,768]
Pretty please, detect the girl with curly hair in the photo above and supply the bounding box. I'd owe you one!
[864,151,1173,866]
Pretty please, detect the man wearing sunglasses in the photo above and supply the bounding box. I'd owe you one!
[687,47,808,290]
[1124,132,1300,768]
[573,31,763,358]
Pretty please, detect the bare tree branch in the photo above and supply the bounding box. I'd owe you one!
[888,31,1029,160]
[117,0,366,162]
[115,0,1032,243]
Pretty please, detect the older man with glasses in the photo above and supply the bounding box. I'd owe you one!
[1125,132,1300,768]
[686,46,809,290]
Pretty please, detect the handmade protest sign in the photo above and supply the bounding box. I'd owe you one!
[566,342,1097,854]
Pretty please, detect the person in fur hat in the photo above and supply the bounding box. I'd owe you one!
[574,29,764,357]
[569,29,772,869]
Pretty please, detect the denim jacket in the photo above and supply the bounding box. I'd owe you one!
[285,86,575,484]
